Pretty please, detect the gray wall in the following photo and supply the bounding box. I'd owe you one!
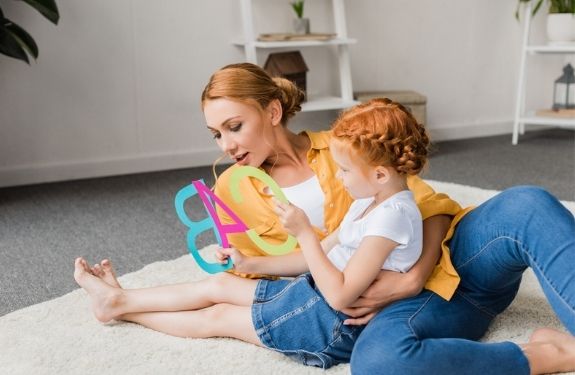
[0,0,565,187]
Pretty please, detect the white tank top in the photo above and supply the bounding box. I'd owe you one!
[280,175,326,232]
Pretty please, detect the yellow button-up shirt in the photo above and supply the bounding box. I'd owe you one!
[214,131,466,301]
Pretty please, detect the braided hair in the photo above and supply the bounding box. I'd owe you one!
[331,98,429,175]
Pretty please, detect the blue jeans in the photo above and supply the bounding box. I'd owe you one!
[351,186,575,375]
[252,274,363,368]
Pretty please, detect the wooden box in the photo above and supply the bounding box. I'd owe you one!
[354,90,427,126]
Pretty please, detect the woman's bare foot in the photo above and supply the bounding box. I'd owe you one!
[74,257,124,323]
[521,327,575,374]
[91,259,121,288]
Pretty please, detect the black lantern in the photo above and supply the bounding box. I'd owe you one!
[553,63,575,110]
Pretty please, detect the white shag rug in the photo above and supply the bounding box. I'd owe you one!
[1,181,573,375]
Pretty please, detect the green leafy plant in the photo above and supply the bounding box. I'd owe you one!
[291,0,304,19]
[516,0,575,20]
[0,0,60,64]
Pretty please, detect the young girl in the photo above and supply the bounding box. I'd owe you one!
[73,98,430,369]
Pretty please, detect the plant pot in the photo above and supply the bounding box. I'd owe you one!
[547,13,575,45]
[293,17,310,35]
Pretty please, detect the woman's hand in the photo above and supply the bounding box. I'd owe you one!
[340,269,423,325]
[273,199,312,237]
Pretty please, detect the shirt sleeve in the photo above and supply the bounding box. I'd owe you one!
[364,206,413,246]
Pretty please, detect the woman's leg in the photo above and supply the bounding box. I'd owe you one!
[522,328,575,374]
[449,186,574,332]
[352,292,575,375]
[351,291,530,375]
[351,186,575,374]
[448,185,575,373]
[74,257,258,322]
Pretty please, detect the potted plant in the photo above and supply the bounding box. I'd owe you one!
[517,0,575,44]
[0,0,60,64]
[291,1,309,35]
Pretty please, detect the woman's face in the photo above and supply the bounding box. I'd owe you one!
[204,98,274,167]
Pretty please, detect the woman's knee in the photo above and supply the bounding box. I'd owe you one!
[475,185,571,232]
[502,186,573,230]
[350,321,416,374]
[500,185,556,206]
[495,186,555,213]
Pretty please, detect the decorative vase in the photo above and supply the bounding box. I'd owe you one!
[547,13,575,45]
[293,17,310,35]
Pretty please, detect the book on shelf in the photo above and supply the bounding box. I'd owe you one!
[535,108,575,118]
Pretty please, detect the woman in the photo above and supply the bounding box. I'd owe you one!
[202,63,575,374]
[85,63,574,374]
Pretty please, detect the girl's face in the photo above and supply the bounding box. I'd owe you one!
[204,98,274,167]
[330,139,379,199]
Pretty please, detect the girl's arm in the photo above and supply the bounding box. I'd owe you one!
[297,228,398,311]
[218,228,341,277]
[276,200,395,311]
[341,214,451,324]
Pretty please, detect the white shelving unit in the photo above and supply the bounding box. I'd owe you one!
[234,0,359,112]
[513,3,575,144]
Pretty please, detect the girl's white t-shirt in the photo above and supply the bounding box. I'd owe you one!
[280,175,326,232]
[327,190,422,273]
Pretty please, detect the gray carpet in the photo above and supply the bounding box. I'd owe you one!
[0,128,573,317]
[423,128,575,201]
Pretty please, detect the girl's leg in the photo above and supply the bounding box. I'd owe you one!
[121,304,262,345]
[91,259,120,287]
[74,258,258,322]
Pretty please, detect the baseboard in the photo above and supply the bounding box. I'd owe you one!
[429,119,513,141]
[429,119,555,142]
[0,148,223,188]
[0,120,559,188]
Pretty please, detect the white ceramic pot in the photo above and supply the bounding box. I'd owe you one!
[293,18,310,35]
[547,13,575,45]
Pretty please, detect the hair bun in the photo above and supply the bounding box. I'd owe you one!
[272,77,304,120]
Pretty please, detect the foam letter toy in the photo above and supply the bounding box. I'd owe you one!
[229,166,297,255]
[175,180,246,274]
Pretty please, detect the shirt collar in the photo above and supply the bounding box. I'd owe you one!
[301,130,330,150]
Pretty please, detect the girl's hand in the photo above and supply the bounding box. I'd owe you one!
[216,247,246,271]
[273,198,312,237]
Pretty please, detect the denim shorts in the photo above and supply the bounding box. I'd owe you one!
[251,273,364,369]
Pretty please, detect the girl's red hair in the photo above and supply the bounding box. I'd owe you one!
[331,98,429,175]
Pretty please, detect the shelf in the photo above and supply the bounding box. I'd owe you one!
[520,112,575,127]
[301,96,359,112]
[526,45,575,54]
[237,0,355,114]
[513,2,575,144]
[233,37,357,49]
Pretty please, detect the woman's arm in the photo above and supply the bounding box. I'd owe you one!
[341,214,451,324]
